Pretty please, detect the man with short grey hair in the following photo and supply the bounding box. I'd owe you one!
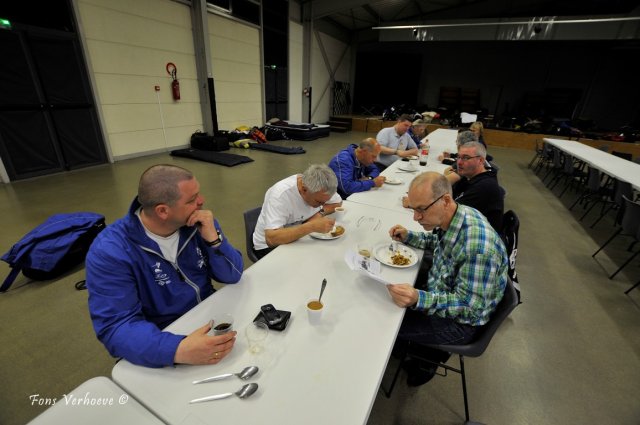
[445,141,504,230]
[438,130,479,163]
[253,164,343,259]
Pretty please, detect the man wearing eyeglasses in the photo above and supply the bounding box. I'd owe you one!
[387,172,508,386]
[252,164,342,259]
[445,141,504,231]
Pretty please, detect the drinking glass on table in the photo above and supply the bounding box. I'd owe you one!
[357,241,372,258]
[245,321,269,354]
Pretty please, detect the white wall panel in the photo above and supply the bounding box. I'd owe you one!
[288,21,303,122]
[77,0,202,159]
[81,0,190,26]
[79,3,193,52]
[208,14,263,130]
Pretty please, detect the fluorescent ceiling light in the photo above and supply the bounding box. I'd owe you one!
[373,16,640,30]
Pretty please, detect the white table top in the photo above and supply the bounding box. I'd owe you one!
[543,138,640,190]
[423,128,458,159]
[27,377,164,425]
[112,201,424,425]
[347,156,450,214]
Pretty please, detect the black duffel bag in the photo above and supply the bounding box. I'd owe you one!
[190,130,229,152]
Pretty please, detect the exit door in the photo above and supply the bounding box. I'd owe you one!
[0,24,107,181]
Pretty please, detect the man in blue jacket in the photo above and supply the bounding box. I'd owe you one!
[328,138,385,198]
[86,164,244,368]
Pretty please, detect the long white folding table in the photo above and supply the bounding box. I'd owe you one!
[112,200,424,425]
[27,377,164,425]
[348,128,458,214]
[543,138,640,190]
[347,158,449,214]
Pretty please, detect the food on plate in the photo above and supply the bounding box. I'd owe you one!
[391,252,411,266]
[330,225,345,237]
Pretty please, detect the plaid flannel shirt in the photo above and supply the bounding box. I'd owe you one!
[404,204,508,326]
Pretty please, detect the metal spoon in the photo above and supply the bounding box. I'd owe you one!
[318,278,327,304]
[192,366,259,384]
[189,382,259,403]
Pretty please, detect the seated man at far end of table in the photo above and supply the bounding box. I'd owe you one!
[388,171,508,387]
[443,141,504,231]
[252,164,343,260]
[329,137,386,199]
[376,114,420,169]
[438,130,478,164]
[86,164,244,368]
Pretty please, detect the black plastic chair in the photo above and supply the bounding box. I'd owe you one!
[551,154,586,198]
[569,167,613,221]
[542,147,563,184]
[533,141,553,173]
[592,196,640,279]
[383,279,519,423]
[534,142,554,174]
[527,139,544,169]
[590,180,632,229]
[243,206,262,263]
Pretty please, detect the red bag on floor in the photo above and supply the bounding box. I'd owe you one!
[250,127,267,144]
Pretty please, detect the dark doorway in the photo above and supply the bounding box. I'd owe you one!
[0,2,106,181]
[262,0,289,121]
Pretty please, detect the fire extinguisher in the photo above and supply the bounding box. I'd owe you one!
[166,62,180,100]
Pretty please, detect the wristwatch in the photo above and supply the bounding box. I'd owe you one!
[205,230,223,247]
[319,209,327,217]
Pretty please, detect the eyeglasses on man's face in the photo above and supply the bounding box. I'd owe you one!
[457,155,481,162]
[410,194,445,215]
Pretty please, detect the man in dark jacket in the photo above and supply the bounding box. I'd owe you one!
[328,138,385,198]
[86,164,244,368]
[449,141,504,231]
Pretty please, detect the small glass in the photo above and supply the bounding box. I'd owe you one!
[245,321,269,354]
[357,241,372,259]
[210,313,234,336]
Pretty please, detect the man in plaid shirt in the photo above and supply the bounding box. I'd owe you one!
[388,171,508,386]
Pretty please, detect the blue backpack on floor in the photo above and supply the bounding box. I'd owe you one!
[1,212,106,292]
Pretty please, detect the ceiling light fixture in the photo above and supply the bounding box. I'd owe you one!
[373,16,640,30]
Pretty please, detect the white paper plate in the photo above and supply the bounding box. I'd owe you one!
[397,163,418,172]
[310,225,346,240]
[384,178,403,185]
[373,243,418,268]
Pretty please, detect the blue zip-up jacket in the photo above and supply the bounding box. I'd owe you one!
[86,198,243,368]
[328,144,380,198]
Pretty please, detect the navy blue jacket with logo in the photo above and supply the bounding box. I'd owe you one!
[86,198,243,368]
[328,144,380,198]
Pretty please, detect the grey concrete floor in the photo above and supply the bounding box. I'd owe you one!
[0,132,638,425]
